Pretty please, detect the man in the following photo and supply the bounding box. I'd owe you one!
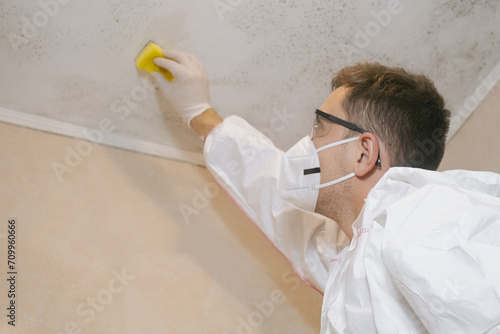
[151,50,500,333]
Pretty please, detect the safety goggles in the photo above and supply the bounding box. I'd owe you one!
[312,109,381,167]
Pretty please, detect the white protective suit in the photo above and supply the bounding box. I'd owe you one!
[204,115,500,333]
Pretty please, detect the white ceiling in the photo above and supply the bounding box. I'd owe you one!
[1,0,499,164]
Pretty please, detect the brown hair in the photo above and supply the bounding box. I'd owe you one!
[332,63,451,170]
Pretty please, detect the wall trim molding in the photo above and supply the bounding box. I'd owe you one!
[1,59,499,164]
[0,107,206,167]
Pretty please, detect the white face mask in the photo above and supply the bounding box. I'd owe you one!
[279,135,359,213]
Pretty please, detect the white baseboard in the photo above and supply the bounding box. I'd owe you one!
[0,107,206,167]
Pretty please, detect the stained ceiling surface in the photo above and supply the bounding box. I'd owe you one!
[1,0,499,164]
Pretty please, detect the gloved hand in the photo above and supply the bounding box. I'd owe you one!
[152,50,212,127]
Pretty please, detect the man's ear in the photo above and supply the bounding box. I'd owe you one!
[353,133,380,177]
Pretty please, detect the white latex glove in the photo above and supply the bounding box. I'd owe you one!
[152,50,212,127]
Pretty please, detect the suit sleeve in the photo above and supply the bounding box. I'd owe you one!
[204,116,349,292]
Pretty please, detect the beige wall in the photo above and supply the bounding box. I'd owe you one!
[0,123,322,334]
[1,81,498,333]
[440,83,500,173]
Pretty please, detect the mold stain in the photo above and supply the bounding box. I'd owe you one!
[1,0,499,153]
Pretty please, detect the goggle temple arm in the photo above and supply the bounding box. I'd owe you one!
[315,109,382,168]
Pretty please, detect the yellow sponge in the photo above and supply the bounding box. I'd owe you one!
[135,41,174,82]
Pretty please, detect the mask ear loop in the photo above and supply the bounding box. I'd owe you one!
[315,172,356,189]
[313,137,359,190]
[315,136,360,153]
[315,136,381,168]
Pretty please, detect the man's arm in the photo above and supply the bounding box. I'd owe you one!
[190,108,223,137]
[151,50,222,137]
[152,50,215,130]
[152,49,345,292]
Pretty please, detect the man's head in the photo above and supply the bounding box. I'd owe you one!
[331,62,451,170]
[312,63,450,238]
